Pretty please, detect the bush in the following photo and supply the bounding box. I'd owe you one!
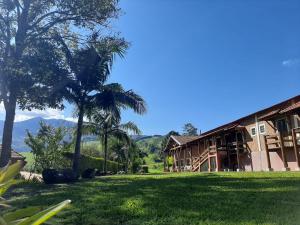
[42,168,78,184]
[63,152,122,174]
[82,168,96,179]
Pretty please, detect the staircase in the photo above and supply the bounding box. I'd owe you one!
[192,149,209,172]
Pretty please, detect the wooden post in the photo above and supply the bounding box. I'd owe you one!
[190,148,193,171]
[278,132,288,169]
[227,147,231,171]
[183,146,187,170]
[208,154,211,172]
[263,135,272,171]
[173,151,177,172]
[197,141,200,156]
[216,151,219,172]
[292,129,300,169]
[235,132,240,171]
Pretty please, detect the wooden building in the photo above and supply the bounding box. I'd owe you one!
[164,95,300,172]
[0,145,26,165]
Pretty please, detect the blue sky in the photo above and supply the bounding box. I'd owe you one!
[1,0,300,135]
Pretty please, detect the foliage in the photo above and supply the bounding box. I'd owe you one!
[4,172,300,225]
[81,141,102,158]
[0,0,121,167]
[0,161,71,225]
[182,123,198,136]
[25,122,72,173]
[160,131,180,151]
[135,136,164,173]
[63,152,121,174]
[84,109,142,173]
[58,36,146,174]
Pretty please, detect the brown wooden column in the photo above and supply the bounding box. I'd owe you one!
[227,148,231,171]
[292,129,300,169]
[263,135,272,171]
[208,154,211,172]
[190,148,193,171]
[235,132,240,171]
[278,132,288,169]
[184,146,187,171]
[173,151,177,172]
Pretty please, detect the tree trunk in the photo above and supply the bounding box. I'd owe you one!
[125,148,129,173]
[104,130,108,174]
[0,95,17,167]
[72,106,84,175]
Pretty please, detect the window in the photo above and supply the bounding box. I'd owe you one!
[276,119,289,133]
[259,124,266,134]
[250,127,256,136]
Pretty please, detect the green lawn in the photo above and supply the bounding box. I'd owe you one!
[5,172,300,225]
[20,152,34,171]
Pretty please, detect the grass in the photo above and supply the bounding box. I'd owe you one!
[20,152,34,171]
[5,172,300,225]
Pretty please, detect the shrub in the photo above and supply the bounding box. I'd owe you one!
[82,168,96,179]
[42,168,78,184]
[63,152,121,174]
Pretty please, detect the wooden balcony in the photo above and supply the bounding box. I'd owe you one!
[264,128,300,170]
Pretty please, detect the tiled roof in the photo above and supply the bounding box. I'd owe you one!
[188,95,300,144]
[171,135,200,145]
[0,145,25,160]
[280,101,300,113]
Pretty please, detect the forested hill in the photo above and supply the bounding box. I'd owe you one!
[0,117,165,153]
[135,135,164,165]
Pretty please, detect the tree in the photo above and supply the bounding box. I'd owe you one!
[25,121,72,172]
[0,0,120,166]
[60,38,146,175]
[109,138,146,173]
[84,110,142,174]
[182,123,198,136]
[161,130,180,151]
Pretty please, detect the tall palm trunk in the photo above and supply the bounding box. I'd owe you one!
[104,128,108,174]
[72,105,84,175]
[0,94,17,167]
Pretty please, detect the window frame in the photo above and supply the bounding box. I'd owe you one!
[259,124,266,134]
[250,126,256,136]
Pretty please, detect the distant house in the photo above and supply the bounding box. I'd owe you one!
[164,95,300,172]
[0,145,26,164]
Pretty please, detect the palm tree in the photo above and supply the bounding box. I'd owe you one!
[84,110,142,174]
[58,36,146,175]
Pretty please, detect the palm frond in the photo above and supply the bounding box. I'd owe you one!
[118,121,141,135]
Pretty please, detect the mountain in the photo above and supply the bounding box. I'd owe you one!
[0,117,76,151]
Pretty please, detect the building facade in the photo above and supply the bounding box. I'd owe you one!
[164,95,300,172]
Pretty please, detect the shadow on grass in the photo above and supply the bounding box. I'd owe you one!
[5,173,300,225]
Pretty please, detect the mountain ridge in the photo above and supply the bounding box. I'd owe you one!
[0,117,76,151]
[0,117,162,152]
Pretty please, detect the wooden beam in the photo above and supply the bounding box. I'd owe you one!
[278,132,288,169]
[263,135,272,171]
[292,129,300,169]
[184,146,186,171]
[208,154,211,172]
[235,132,240,171]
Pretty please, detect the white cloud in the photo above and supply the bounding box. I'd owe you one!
[0,102,77,122]
[282,58,300,67]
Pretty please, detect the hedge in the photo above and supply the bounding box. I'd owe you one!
[63,152,123,174]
